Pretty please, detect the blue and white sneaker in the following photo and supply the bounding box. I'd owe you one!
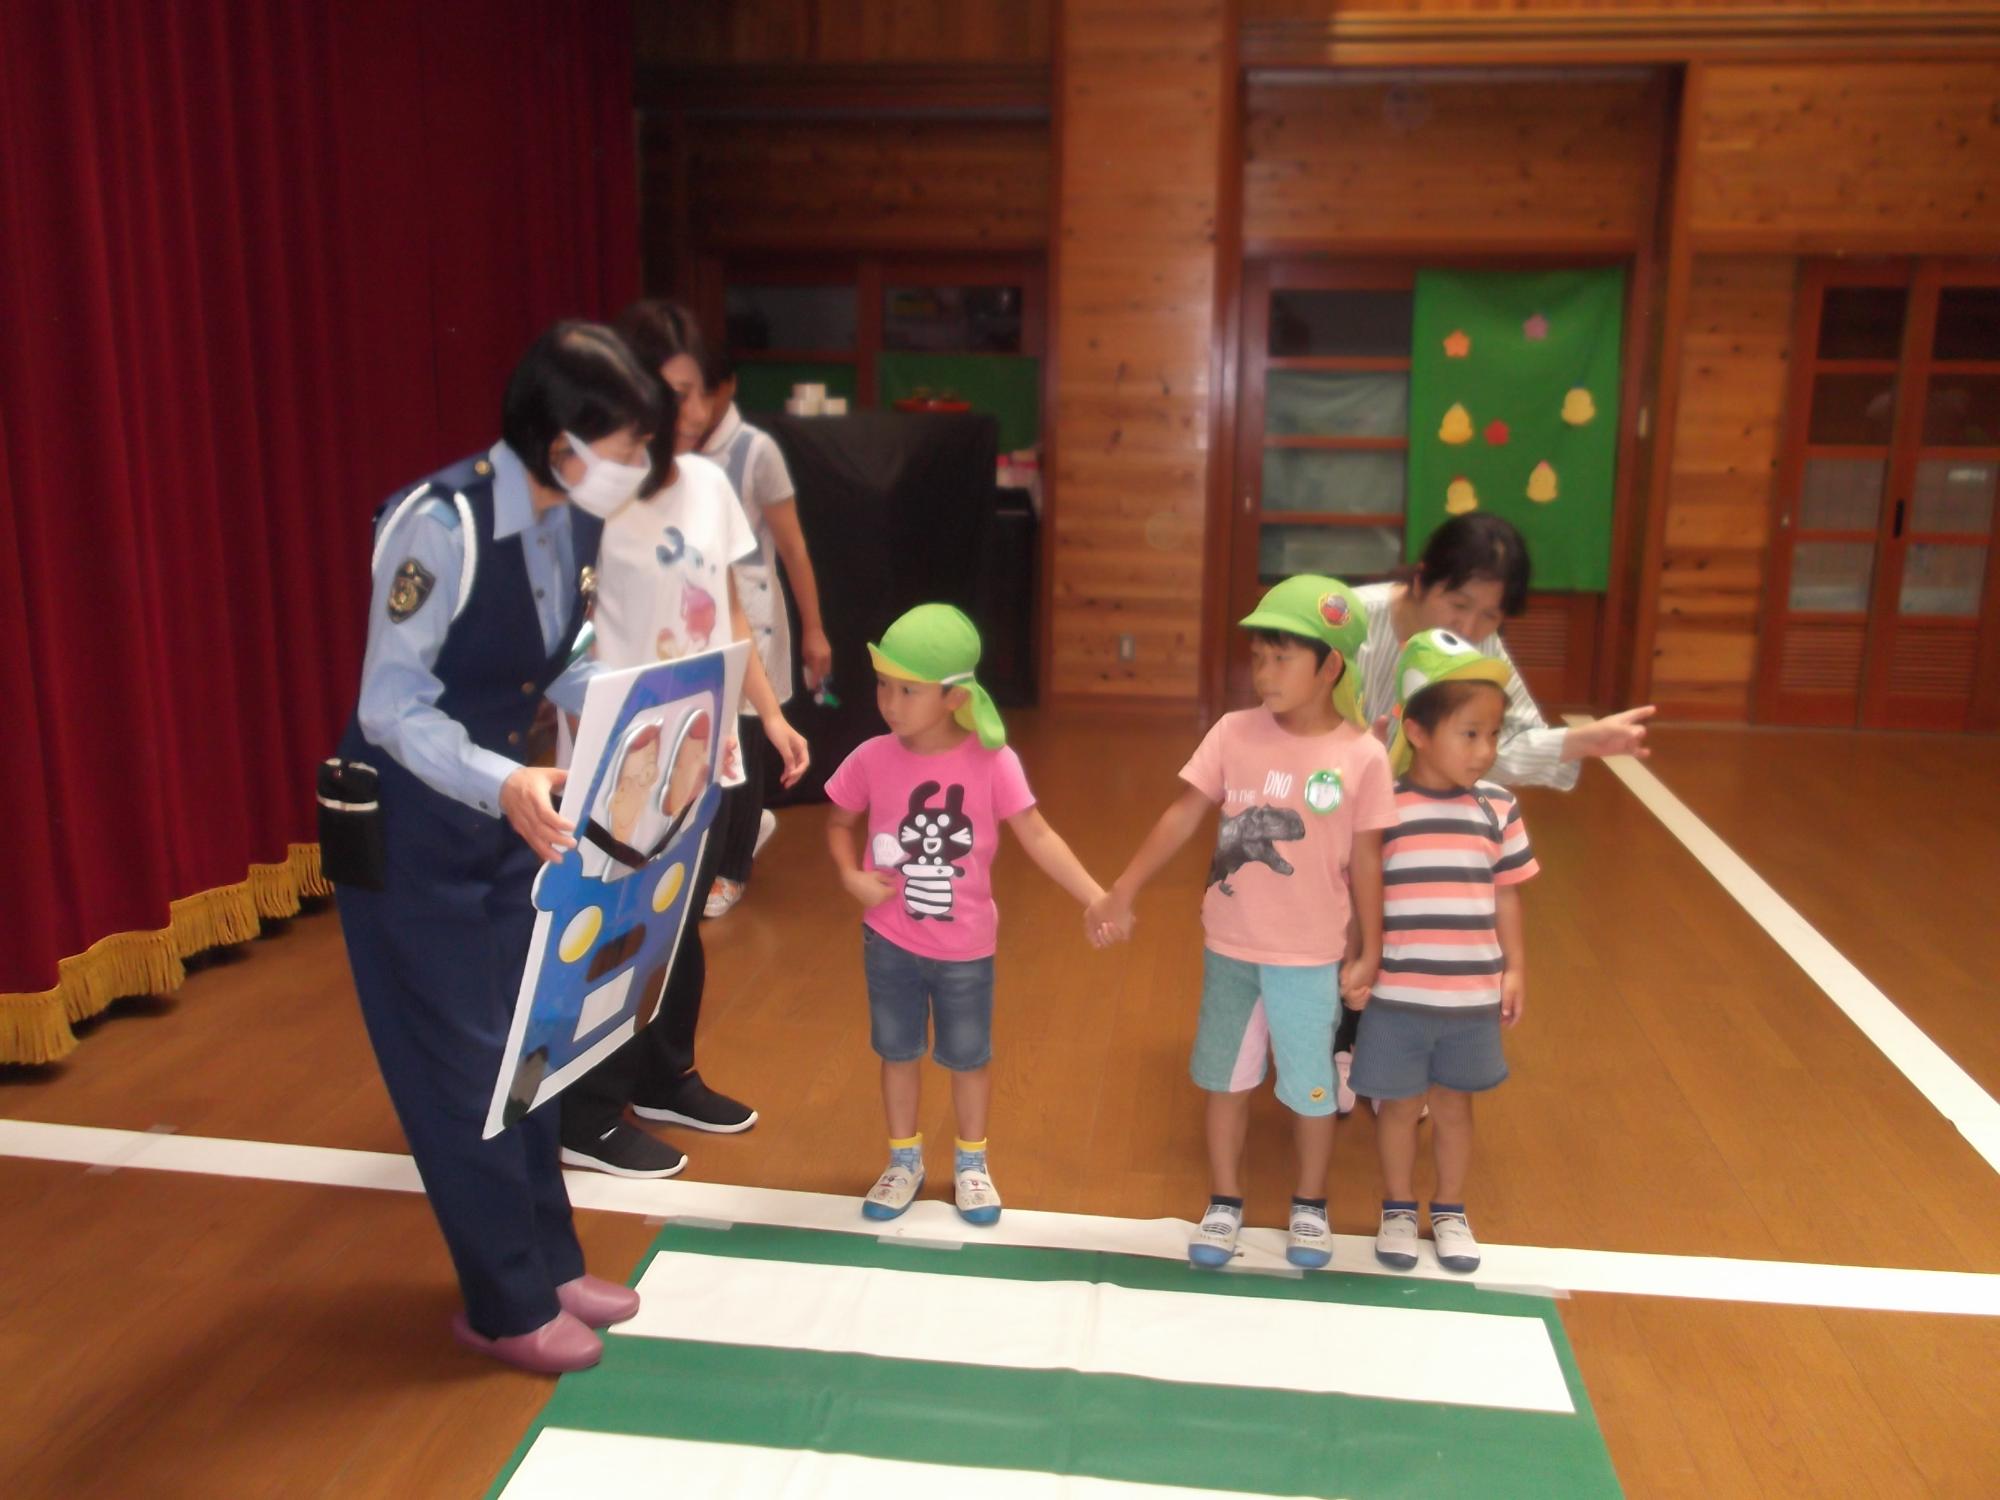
[862,1162,924,1221]
[1286,1202,1333,1269]
[1430,1210,1481,1273]
[954,1166,1002,1226]
[1374,1207,1420,1270]
[1188,1200,1243,1268]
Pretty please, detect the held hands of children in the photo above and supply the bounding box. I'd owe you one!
[1339,952,1378,1008]
[1084,888,1135,948]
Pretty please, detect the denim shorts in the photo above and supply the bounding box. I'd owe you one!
[1348,1002,1508,1099]
[1189,948,1340,1116]
[862,927,995,1071]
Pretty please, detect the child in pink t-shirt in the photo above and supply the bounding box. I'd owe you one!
[1089,576,1396,1270]
[826,605,1109,1226]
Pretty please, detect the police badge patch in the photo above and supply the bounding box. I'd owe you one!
[386,558,436,623]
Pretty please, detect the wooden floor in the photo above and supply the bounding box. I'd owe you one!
[4,714,1998,1497]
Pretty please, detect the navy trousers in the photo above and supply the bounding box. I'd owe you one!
[336,788,583,1339]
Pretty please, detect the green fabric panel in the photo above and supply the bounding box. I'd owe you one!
[487,1223,1621,1500]
[877,352,1041,452]
[734,361,858,416]
[1406,269,1625,591]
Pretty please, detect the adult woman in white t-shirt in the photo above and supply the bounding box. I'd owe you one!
[1353,514,1654,789]
[557,301,807,1181]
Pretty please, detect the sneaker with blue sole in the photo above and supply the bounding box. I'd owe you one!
[1188,1201,1242,1268]
[1286,1203,1333,1269]
[862,1162,923,1220]
[954,1166,1002,1226]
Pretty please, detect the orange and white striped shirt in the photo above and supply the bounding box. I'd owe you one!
[1372,780,1537,1013]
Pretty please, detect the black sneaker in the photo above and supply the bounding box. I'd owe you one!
[559,1121,687,1178]
[630,1071,758,1134]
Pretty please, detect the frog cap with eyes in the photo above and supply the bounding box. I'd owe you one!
[1384,628,1513,775]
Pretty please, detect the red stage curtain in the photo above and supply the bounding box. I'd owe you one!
[0,0,640,1061]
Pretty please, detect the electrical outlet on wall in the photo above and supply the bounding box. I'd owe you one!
[1117,633,1136,662]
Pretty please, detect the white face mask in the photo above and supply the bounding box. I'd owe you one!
[558,430,651,518]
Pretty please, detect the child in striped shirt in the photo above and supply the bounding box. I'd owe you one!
[1350,629,1539,1274]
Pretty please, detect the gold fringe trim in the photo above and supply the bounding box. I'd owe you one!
[1,844,334,1066]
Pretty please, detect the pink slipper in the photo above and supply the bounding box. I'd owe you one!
[557,1273,641,1328]
[450,1309,602,1374]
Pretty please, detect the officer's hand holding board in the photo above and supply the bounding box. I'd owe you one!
[502,766,574,860]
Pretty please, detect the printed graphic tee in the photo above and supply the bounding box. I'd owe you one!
[1179,709,1397,966]
[593,454,757,669]
[824,733,1036,961]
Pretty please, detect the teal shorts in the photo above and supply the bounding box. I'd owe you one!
[1190,948,1340,1116]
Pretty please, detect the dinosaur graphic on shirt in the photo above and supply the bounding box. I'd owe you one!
[1207,804,1306,896]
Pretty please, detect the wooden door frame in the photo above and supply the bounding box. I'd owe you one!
[1758,257,2000,730]
[1753,258,1912,725]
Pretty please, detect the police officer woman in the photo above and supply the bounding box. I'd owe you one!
[332,322,663,1374]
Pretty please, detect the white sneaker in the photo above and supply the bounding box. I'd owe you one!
[1188,1201,1242,1268]
[753,808,778,859]
[861,1162,924,1221]
[954,1166,1002,1226]
[1333,1049,1356,1116]
[1286,1202,1333,1269]
[703,877,744,920]
[1374,1207,1420,1270]
[1431,1209,1481,1272]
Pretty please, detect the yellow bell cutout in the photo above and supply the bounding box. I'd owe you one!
[1561,388,1597,425]
[1527,461,1558,504]
[1445,477,1479,515]
[1439,404,1474,445]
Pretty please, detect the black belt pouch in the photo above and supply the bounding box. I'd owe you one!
[316,758,386,891]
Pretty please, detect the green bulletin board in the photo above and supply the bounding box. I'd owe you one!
[1406,269,1625,591]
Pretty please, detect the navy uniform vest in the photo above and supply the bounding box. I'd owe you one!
[338,453,601,854]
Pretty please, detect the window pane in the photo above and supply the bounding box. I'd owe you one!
[1911,460,1996,535]
[1259,523,1402,581]
[725,285,857,352]
[1920,375,2000,446]
[883,285,1023,354]
[1797,457,1886,532]
[1265,371,1408,438]
[1807,373,1897,445]
[1788,540,1876,612]
[1261,450,1405,515]
[1816,285,1906,360]
[1899,543,1988,617]
[1933,286,2000,362]
[1268,290,1413,359]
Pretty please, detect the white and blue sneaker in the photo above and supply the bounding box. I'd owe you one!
[954,1166,1002,1226]
[1374,1206,1421,1270]
[1286,1201,1333,1269]
[862,1162,924,1221]
[1430,1208,1481,1272]
[1188,1200,1243,1268]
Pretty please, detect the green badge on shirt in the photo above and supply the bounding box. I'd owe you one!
[1304,769,1343,813]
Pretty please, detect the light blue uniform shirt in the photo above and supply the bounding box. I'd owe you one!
[356,441,596,817]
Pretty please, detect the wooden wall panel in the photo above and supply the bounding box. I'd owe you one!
[1690,62,2000,251]
[679,122,1050,252]
[1243,74,1657,248]
[1050,0,1229,701]
[637,0,1054,65]
[1648,255,1796,719]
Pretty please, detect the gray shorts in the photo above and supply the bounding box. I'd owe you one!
[1348,1003,1508,1099]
